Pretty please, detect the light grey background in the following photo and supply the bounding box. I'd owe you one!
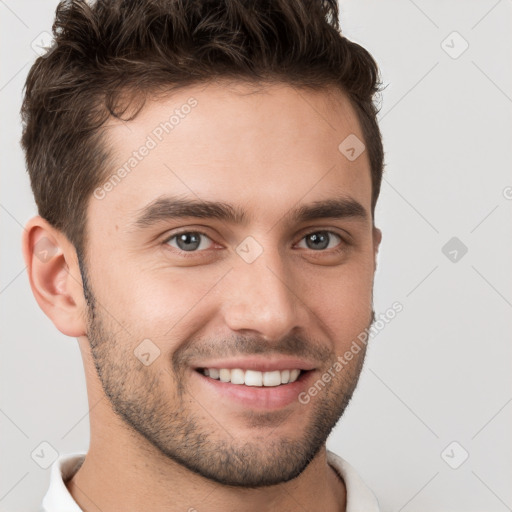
[1,1,511,511]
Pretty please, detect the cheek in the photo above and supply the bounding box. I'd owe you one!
[298,258,375,342]
[96,258,228,339]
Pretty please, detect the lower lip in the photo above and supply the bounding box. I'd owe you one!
[192,370,314,410]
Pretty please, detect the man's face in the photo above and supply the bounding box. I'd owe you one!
[81,82,380,487]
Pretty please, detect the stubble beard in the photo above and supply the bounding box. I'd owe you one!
[79,257,371,487]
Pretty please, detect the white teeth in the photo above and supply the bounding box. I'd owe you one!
[263,370,281,387]
[219,369,231,382]
[230,368,245,385]
[244,370,263,386]
[201,368,303,386]
[290,369,300,382]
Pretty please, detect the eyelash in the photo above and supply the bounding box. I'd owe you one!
[162,229,348,258]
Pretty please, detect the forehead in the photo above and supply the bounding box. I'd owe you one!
[91,81,371,230]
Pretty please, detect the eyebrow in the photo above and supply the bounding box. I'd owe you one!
[130,195,369,231]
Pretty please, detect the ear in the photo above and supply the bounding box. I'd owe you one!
[372,226,382,271]
[21,216,87,337]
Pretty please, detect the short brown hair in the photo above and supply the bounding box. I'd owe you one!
[21,0,384,260]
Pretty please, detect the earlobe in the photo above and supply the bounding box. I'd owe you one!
[22,216,87,338]
[373,226,382,270]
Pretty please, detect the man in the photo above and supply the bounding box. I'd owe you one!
[21,0,384,510]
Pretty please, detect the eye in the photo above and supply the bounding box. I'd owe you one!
[296,231,343,251]
[164,231,214,252]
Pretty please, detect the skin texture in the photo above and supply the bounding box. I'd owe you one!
[23,81,382,512]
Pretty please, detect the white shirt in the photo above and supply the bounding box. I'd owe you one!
[40,450,379,511]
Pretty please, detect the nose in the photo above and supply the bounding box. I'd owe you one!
[220,246,308,342]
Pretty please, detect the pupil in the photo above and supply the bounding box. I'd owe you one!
[177,232,200,251]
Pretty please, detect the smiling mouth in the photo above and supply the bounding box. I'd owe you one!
[197,368,305,387]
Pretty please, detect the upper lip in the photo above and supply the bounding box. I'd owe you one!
[193,356,316,372]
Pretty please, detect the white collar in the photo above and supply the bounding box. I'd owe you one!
[327,451,380,511]
[40,452,85,512]
[41,450,379,511]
